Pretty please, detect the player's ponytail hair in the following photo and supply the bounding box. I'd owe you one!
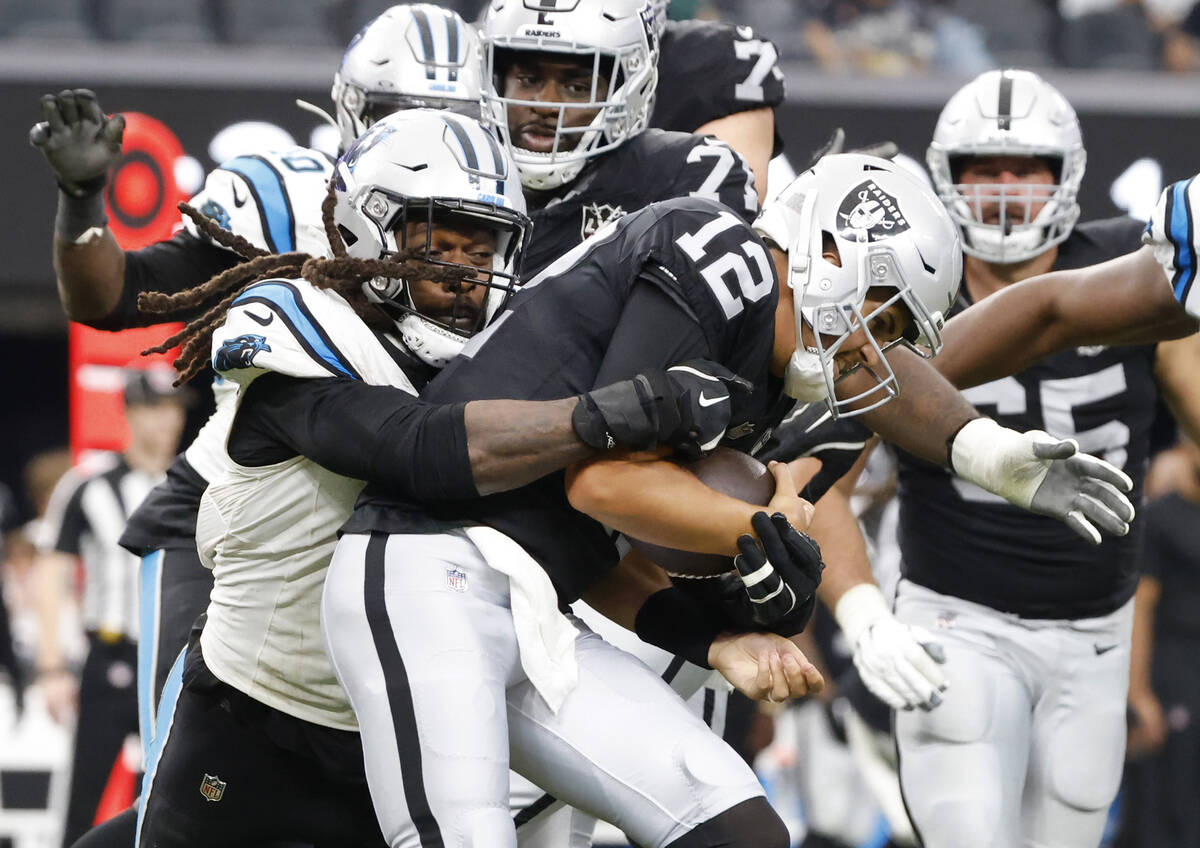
[140,182,471,385]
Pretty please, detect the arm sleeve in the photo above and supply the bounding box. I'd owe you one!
[590,278,712,387]
[227,373,478,500]
[90,231,240,331]
[50,483,89,557]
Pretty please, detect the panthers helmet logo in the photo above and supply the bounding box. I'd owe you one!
[199,199,231,231]
[837,181,910,242]
[214,334,271,371]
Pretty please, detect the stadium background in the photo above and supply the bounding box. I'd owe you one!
[1,0,1199,845]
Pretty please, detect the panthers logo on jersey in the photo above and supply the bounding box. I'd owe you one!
[838,180,910,241]
[214,334,271,372]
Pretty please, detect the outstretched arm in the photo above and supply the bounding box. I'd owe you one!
[935,247,1196,390]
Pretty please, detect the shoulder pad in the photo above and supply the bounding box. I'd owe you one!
[185,147,334,258]
[211,278,365,384]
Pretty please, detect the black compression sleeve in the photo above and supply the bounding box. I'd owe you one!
[91,232,239,331]
[228,373,477,500]
[590,278,711,388]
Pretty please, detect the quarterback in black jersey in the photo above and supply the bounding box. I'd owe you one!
[880,71,1200,848]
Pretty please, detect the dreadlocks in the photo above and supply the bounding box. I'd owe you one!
[140,183,472,385]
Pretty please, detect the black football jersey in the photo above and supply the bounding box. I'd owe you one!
[653,20,786,139]
[347,196,781,603]
[521,128,760,279]
[897,217,1155,619]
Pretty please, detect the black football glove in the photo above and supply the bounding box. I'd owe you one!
[721,511,824,636]
[757,401,872,503]
[573,359,752,457]
[30,89,125,197]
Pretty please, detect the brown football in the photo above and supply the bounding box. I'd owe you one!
[626,447,774,576]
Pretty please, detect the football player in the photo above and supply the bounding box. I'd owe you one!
[477,0,761,279]
[320,151,1138,848]
[134,108,766,848]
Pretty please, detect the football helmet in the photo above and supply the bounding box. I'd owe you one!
[649,0,669,37]
[331,4,483,152]
[755,154,962,417]
[927,69,1086,264]
[333,109,532,367]
[479,0,660,191]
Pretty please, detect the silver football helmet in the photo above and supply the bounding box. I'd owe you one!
[479,0,660,191]
[331,4,483,152]
[333,109,532,367]
[650,0,669,37]
[755,154,963,417]
[927,69,1086,265]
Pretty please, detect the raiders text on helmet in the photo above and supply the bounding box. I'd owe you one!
[479,0,660,191]
[754,153,963,417]
[331,4,483,152]
[333,109,532,367]
[927,69,1086,264]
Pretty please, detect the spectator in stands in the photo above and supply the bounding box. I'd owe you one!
[1117,438,1200,847]
[34,367,186,848]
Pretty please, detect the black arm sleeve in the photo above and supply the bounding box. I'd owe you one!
[590,277,712,387]
[91,232,240,331]
[227,373,478,500]
[52,484,89,557]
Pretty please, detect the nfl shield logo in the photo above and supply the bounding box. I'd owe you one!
[580,202,626,240]
[446,567,468,593]
[199,773,226,802]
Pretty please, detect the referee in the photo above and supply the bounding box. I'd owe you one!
[35,368,186,847]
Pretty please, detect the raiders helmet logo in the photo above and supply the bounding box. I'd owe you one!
[581,202,626,240]
[837,181,910,242]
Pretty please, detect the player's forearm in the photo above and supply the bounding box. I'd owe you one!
[566,456,761,556]
[856,347,978,466]
[465,398,596,496]
[808,483,876,609]
[580,549,673,632]
[52,227,126,324]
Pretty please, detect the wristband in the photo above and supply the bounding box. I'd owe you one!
[573,377,662,451]
[55,184,109,242]
[832,582,890,648]
[634,587,723,669]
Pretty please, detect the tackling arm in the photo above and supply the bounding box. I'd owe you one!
[935,247,1197,390]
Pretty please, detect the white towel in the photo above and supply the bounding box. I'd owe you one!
[463,526,579,712]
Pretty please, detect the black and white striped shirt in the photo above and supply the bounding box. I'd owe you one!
[39,453,160,640]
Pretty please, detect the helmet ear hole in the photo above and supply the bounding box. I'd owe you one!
[820,231,841,267]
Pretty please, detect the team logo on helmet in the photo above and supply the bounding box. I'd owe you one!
[837,181,910,242]
[214,334,271,371]
[199,774,227,802]
[581,202,626,240]
[199,199,231,230]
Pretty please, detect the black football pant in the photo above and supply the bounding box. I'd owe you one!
[62,634,140,848]
[137,640,385,848]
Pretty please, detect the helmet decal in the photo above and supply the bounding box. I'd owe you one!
[837,181,911,242]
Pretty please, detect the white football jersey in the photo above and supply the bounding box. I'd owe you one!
[196,276,417,730]
[1144,174,1200,319]
[181,147,334,485]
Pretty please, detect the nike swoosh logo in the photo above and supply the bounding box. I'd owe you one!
[232,183,248,208]
[1094,643,1118,655]
[698,393,727,407]
[246,310,273,327]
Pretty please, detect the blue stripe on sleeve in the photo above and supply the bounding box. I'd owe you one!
[222,156,296,253]
[1170,178,1195,302]
[233,281,359,379]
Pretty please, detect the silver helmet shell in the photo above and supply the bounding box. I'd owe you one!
[927,69,1086,265]
[332,4,483,152]
[479,0,660,191]
[333,108,532,367]
[755,153,963,417]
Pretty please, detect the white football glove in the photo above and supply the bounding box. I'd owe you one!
[949,418,1135,545]
[834,583,947,712]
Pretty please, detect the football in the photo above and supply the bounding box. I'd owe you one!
[626,447,775,576]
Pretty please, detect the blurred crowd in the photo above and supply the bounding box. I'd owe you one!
[4,0,1200,74]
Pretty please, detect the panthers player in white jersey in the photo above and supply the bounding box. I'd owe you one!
[132,107,757,848]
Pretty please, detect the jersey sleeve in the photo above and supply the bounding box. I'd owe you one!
[211,279,364,387]
[89,231,241,332]
[1143,175,1200,318]
[653,21,785,134]
[668,135,760,223]
[47,478,89,557]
